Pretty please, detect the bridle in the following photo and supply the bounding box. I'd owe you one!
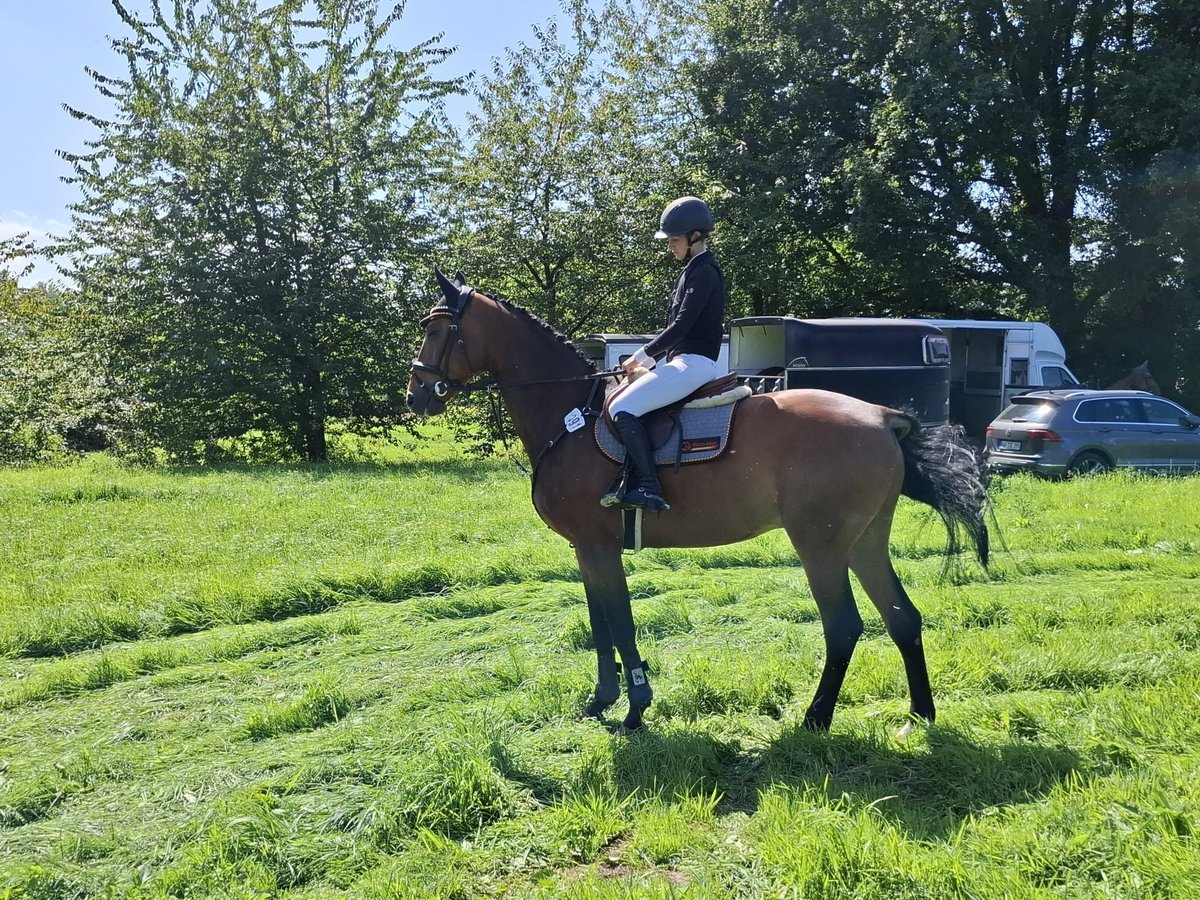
[410,283,624,403]
[409,287,497,404]
[409,278,625,489]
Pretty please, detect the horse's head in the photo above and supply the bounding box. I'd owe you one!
[407,269,485,414]
[1133,361,1162,395]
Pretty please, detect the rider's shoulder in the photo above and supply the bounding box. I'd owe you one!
[686,252,722,282]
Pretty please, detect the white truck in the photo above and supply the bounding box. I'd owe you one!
[917,319,1079,435]
[578,318,1078,437]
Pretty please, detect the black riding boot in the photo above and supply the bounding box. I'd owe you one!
[612,412,669,512]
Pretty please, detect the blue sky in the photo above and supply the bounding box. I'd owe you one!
[0,0,562,285]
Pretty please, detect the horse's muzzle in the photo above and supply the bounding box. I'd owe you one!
[406,381,447,416]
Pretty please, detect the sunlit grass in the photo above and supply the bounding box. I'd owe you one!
[0,458,1198,896]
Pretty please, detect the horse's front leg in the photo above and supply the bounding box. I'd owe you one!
[575,542,653,731]
[577,586,620,721]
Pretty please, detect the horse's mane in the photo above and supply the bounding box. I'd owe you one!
[484,291,598,373]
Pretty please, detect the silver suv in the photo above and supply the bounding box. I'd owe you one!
[985,390,1200,477]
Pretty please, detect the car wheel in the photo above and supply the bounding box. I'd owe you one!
[1068,451,1112,476]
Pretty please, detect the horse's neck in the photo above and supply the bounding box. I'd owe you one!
[488,310,596,460]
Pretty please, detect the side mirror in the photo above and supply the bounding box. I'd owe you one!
[1182,415,1200,430]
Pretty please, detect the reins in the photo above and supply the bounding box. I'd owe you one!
[444,367,624,399]
[488,370,612,486]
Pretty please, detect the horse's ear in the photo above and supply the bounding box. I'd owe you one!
[453,271,467,288]
[1137,360,1150,371]
[434,268,458,301]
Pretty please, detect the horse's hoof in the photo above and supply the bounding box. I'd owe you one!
[614,715,644,735]
[577,691,619,722]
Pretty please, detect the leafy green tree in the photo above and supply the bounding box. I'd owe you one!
[447,0,699,337]
[55,0,458,461]
[695,0,1167,344]
[1079,0,1200,403]
[0,241,110,463]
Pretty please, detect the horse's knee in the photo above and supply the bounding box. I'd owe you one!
[823,608,864,662]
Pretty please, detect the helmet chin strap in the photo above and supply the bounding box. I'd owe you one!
[683,230,704,262]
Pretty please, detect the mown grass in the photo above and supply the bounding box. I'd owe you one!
[1,444,1199,897]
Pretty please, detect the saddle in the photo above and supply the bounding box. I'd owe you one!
[596,373,751,467]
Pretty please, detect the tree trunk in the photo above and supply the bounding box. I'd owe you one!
[1029,221,1084,354]
[291,359,328,462]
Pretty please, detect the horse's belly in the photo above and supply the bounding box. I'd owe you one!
[638,511,781,549]
[638,459,783,548]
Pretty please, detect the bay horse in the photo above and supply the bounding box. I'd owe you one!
[1106,361,1161,394]
[408,271,988,733]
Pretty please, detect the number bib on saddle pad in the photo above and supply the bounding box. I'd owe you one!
[595,385,750,466]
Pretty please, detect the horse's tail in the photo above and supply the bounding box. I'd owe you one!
[889,412,989,568]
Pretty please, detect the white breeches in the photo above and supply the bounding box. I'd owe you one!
[608,353,723,418]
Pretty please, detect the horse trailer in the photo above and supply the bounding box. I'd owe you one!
[579,320,949,429]
[580,317,1077,436]
[914,319,1079,435]
[728,317,950,429]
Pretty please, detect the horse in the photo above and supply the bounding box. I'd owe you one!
[1107,361,1161,394]
[407,270,989,734]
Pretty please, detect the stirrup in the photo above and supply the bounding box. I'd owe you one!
[600,467,628,508]
[619,485,670,512]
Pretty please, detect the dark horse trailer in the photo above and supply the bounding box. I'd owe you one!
[729,317,951,429]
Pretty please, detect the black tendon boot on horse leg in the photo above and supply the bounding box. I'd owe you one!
[579,652,620,720]
[612,412,669,512]
[621,661,653,732]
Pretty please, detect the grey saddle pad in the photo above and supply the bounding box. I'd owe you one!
[595,398,744,466]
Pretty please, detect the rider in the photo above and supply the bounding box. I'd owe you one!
[602,196,727,511]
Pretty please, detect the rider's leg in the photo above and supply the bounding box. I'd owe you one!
[613,411,669,510]
[605,355,721,511]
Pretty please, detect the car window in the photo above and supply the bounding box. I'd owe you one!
[1076,398,1142,423]
[995,401,1058,424]
[1139,399,1187,424]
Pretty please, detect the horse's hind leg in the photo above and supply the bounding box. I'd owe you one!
[790,543,863,731]
[849,507,935,725]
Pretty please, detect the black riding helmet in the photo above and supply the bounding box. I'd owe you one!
[654,196,715,240]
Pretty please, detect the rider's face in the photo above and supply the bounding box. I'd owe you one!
[667,234,690,261]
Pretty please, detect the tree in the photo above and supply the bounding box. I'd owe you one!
[447,0,700,337]
[0,236,110,462]
[1079,0,1200,403]
[695,0,1167,345]
[55,0,458,461]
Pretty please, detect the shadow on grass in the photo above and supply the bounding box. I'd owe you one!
[609,727,741,800]
[609,721,1080,840]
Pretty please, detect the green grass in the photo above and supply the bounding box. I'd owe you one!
[1,447,1199,897]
